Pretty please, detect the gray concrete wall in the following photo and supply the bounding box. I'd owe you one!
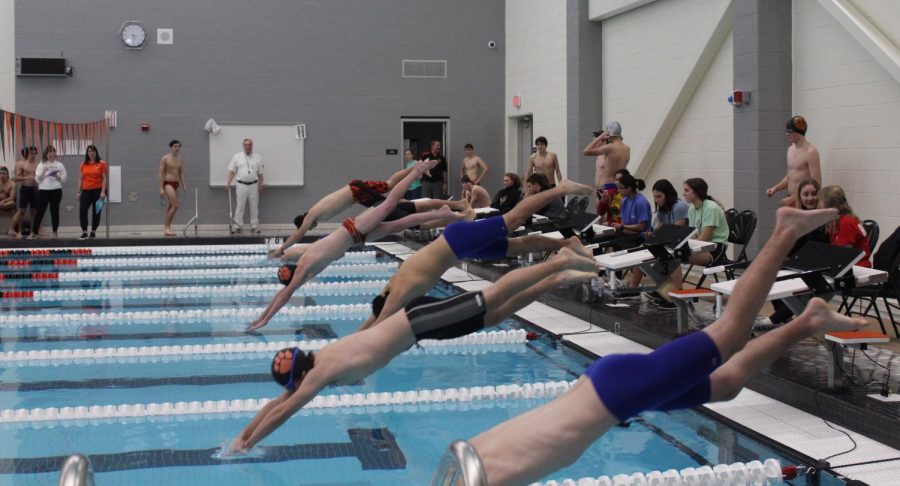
[732,0,792,254]
[566,0,604,186]
[14,0,505,227]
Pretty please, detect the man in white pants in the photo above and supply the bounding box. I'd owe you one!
[226,138,265,234]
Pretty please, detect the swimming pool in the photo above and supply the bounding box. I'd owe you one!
[0,244,846,485]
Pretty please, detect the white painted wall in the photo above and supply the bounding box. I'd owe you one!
[645,32,734,210]
[793,0,900,248]
[601,0,734,208]
[505,0,568,176]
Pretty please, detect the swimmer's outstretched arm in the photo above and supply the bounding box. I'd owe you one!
[229,380,324,454]
[279,244,310,262]
[248,261,313,331]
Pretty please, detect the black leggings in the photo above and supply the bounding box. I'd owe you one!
[34,189,63,233]
[79,188,103,232]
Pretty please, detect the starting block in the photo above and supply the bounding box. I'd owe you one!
[825,331,889,389]
[669,289,717,334]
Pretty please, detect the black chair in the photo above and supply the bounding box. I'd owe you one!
[838,221,899,337]
[724,208,737,234]
[863,219,880,250]
[693,209,757,288]
[729,210,757,267]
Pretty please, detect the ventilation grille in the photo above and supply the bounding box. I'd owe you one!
[402,60,447,78]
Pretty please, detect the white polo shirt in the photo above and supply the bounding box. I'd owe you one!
[228,151,264,183]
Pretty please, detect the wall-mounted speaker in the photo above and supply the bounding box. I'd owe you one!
[16,58,72,77]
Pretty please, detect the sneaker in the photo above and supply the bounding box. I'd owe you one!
[89,232,96,239]
[79,233,88,240]
[655,299,677,310]
[27,233,37,240]
[251,227,260,234]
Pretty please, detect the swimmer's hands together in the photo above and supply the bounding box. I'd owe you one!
[268,247,284,259]
[247,317,269,332]
[222,438,249,457]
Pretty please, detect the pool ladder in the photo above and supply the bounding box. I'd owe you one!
[58,454,94,486]
[430,440,486,486]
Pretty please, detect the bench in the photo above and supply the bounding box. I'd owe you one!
[825,331,890,389]
[669,289,718,334]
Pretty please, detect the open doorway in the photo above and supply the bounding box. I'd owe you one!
[510,115,533,177]
[402,118,449,194]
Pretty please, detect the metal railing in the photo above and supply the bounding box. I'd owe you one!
[58,453,94,486]
[430,440,487,486]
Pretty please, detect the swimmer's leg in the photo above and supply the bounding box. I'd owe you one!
[367,206,462,240]
[700,207,839,362]
[353,162,430,234]
[705,297,864,402]
[481,247,598,326]
[502,179,594,230]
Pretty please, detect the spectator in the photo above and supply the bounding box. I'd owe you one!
[402,149,422,200]
[629,178,686,288]
[820,185,871,267]
[491,173,523,215]
[461,175,491,209]
[31,145,67,240]
[666,178,728,290]
[525,173,566,220]
[419,140,447,199]
[76,145,108,239]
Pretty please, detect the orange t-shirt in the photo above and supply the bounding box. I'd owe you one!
[80,160,107,190]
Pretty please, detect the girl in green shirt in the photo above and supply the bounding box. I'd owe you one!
[667,178,729,291]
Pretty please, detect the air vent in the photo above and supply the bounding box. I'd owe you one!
[402,60,447,78]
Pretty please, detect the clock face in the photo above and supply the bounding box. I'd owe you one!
[122,23,146,48]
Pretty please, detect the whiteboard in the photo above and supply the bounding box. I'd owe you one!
[108,165,122,203]
[208,124,304,187]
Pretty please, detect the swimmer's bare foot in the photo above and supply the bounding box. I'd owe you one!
[164,229,177,237]
[557,179,595,196]
[773,207,837,241]
[561,236,592,259]
[458,201,476,221]
[556,247,601,273]
[800,297,867,334]
[555,268,602,285]
[437,205,467,221]
[414,159,439,173]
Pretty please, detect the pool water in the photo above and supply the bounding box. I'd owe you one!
[0,245,845,485]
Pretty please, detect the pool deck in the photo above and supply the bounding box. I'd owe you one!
[372,241,900,486]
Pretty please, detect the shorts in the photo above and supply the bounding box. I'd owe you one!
[164,180,180,191]
[585,331,722,421]
[342,217,367,244]
[405,292,487,341]
[384,201,417,222]
[442,216,509,260]
[349,180,390,207]
[18,185,38,210]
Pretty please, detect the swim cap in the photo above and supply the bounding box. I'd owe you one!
[786,116,807,136]
[293,212,309,229]
[271,347,315,389]
[371,291,389,317]
[277,264,296,286]
[606,121,622,138]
